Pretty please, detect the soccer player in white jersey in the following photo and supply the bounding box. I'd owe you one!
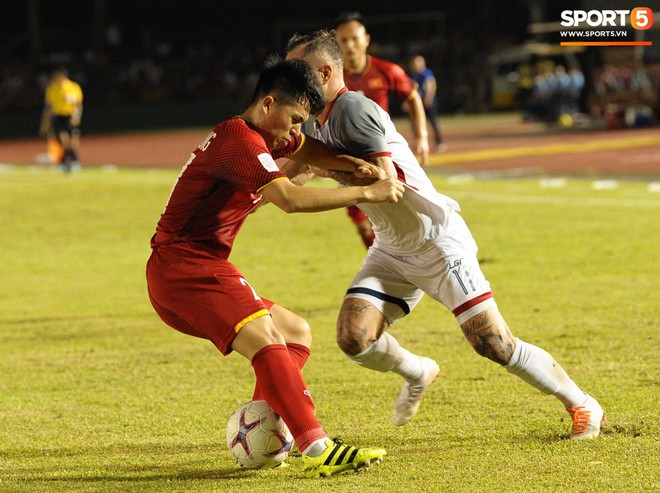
[285,30,604,439]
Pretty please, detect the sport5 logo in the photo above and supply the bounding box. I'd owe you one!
[560,8,654,30]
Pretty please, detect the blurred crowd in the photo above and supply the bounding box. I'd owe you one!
[0,18,459,120]
[589,60,658,129]
[517,60,585,125]
[517,57,659,128]
[2,20,659,134]
[0,27,270,113]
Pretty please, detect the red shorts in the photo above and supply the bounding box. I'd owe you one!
[146,243,274,355]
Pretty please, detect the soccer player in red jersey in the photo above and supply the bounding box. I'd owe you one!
[146,59,402,477]
[335,12,430,248]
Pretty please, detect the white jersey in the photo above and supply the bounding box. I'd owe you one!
[310,88,459,255]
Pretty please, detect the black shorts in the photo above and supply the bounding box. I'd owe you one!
[52,115,80,137]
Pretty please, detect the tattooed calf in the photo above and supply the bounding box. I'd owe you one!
[461,311,514,365]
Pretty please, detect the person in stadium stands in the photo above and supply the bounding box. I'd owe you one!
[335,11,430,249]
[39,68,83,173]
[286,30,604,440]
[408,54,445,151]
[146,59,402,478]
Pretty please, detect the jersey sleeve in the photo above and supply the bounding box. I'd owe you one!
[211,130,285,194]
[272,133,303,159]
[332,96,389,158]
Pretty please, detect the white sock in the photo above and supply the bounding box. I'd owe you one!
[506,338,588,408]
[348,332,423,382]
[302,438,328,457]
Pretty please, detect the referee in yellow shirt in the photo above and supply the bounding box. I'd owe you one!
[40,68,83,172]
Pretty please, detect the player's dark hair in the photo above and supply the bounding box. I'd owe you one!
[250,57,325,116]
[334,11,365,29]
[286,30,344,70]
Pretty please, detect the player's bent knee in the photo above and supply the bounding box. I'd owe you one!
[269,305,312,347]
[336,298,389,356]
[288,317,312,347]
[232,316,287,360]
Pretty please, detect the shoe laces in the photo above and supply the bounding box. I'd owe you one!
[567,405,591,434]
[330,437,345,446]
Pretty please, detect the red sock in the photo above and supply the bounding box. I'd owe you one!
[251,344,326,452]
[286,342,311,370]
[253,343,310,400]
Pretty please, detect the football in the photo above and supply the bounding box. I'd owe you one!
[225,400,294,469]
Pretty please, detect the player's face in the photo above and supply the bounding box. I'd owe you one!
[262,99,309,150]
[335,21,370,63]
[411,56,425,73]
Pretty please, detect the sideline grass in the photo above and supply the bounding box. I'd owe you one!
[0,166,658,492]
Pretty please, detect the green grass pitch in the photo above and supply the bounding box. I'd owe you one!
[0,166,658,492]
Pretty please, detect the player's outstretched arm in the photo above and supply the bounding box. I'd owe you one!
[312,154,399,187]
[406,90,430,167]
[290,135,385,180]
[260,176,403,214]
[277,158,315,186]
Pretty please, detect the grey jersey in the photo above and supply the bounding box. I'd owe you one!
[310,89,459,255]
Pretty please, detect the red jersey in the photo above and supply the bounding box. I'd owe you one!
[150,117,300,258]
[343,55,417,113]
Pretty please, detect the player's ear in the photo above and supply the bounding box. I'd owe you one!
[262,95,275,114]
[319,64,332,84]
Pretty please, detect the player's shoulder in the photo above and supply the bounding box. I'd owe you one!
[219,117,258,139]
[370,55,404,74]
[65,79,82,91]
[220,117,247,130]
[210,117,266,151]
[338,89,374,108]
[336,90,380,117]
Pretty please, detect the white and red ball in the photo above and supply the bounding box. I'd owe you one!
[226,400,293,469]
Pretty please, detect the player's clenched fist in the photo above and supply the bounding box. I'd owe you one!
[354,161,387,181]
[364,177,404,203]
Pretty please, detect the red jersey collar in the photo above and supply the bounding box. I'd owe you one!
[318,86,348,125]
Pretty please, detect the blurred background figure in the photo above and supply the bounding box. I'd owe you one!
[516,62,535,122]
[552,65,585,128]
[39,68,83,172]
[567,66,585,114]
[408,54,445,152]
[528,60,557,124]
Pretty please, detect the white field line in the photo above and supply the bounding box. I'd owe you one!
[448,191,660,208]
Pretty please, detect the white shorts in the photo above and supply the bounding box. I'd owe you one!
[345,212,496,325]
